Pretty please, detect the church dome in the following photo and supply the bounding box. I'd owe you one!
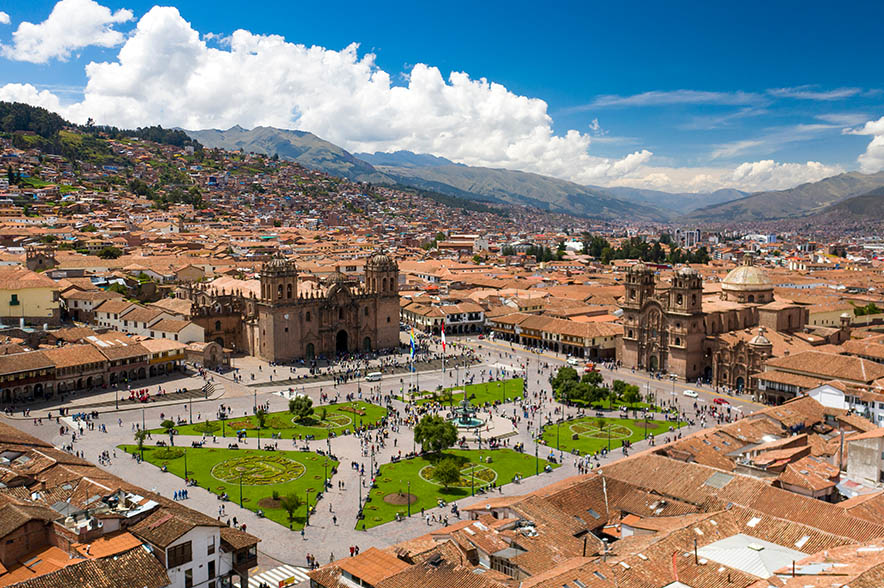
[721,264,771,293]
[677,267,700,277]
[367,251,396,270]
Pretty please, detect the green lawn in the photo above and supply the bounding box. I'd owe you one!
[118,445,337,530]
[399,378,524,406]
[360,448,557,529]
[540,415,685,455]
[149,401,387,441]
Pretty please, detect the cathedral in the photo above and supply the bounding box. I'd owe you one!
[619,254,846,392]
[179,253,401,362]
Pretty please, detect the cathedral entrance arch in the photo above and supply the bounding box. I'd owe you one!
[736,376,745,391]
[649,355,658,372]
[306,343,315,360]
[363,337,371,352]
[336,330,349,354]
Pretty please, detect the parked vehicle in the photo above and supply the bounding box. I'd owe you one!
[682,389,699,398]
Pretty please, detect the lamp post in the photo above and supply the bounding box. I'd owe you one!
[471,465,475,496]
[305,490,312,526]
[407,481,411,517]
[184,449,188,479]
[253,389,257,413]
[115,388,118,410]
[189,396,193,425]
[239,473,243,508]
[535,441,539,476]
[323,456,328,490]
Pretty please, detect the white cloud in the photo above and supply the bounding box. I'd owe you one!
[768,86,862,100]
[13,5,646,185]
[0,12,10,25]
[0,83,62,110]
[1,0,133,63]
[607,160,843,193]
[582,89,763,109]
[849,116,884,173]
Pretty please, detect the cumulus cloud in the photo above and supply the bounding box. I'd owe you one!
[0,12,10,25]
[849,116,884,173]
[1,0,133,63]
[0,83,62,110]
[607,160,843,193]
[6,5,644,185]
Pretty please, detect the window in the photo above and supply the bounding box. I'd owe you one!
[386,316,391,323]
[338,308,343,320]
[676,294,683,305]
[184,569,193,588]
[306,311,311,322]
[277,284,283,299]
[208,560,216,579]
[364,307,369,316]
[9,294,18,306]
[215,320,221,331]
[167,541,192,568]
[287,283,293,299]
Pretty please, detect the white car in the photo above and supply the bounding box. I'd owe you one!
[682,389,699,398]
[567,357,579,366]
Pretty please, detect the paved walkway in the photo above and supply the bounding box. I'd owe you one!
[5,337,717,581]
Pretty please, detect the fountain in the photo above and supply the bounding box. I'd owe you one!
[449,394,485,429]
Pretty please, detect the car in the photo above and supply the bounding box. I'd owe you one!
[682,389,699,398]
[713,397,730,405]
[477,334,485,340]
[567,357,579,366]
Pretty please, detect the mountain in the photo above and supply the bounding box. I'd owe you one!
[362,155,666,220]
[356,150,456,168]
[592,186,747,214]
[681,171,884,222]
[186,126,665,221]
[184,126,391,183]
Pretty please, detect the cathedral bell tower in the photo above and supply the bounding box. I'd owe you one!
[260,258,299,304]
[365,252,398,296]
[624,262,655,309]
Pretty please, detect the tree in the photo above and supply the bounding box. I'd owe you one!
[432,458,462,490]
[414,414,458,454]
[623,384,641,408]
[551,366,579,391]
[255,407,268,429]
[289,396,314,423]
[98,246,123,259]
[582,371,603,386]
[161,419,175,434]
[134,429,147,459]
[279,493,304,523]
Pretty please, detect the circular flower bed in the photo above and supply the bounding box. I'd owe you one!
[420,463,497,488]
[211,455,305,485]
[154,447,184,460]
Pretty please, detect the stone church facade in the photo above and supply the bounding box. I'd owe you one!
[620,256,822,391]
[179,253,400,362]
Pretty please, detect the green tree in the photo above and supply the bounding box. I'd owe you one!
[98,246,123,259]
[288,396,314,423]
[551,366,579,390]
[432,457,462,490]
[279,493,304,523]
[160,419,175,434]
[134,429,147,458]
[255,407,268,429]
[582,371,603,386]
[414,414,458,454]
[623,384,641,408]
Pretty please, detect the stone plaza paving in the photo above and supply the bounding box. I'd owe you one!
[1,338,730,582]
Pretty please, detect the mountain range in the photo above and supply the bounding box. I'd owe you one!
[184,125,884,225]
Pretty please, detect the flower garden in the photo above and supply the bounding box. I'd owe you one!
[149,401,387,440]
[399,377,524,406]
[359,448,558,529]
[540,414,685,455]
[119,445,337,529]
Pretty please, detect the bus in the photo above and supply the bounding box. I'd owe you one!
[366,372,382,382]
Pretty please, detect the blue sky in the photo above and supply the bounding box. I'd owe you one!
[1,0,883,192]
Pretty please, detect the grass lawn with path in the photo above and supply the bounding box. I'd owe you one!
[360,448,557,529]
[149,401,387,440]
[540,415,686,455]
[119,445,337,530]
[399,378,524,406]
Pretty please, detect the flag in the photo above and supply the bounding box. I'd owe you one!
[441,323,446,352]
[409,328,416,359]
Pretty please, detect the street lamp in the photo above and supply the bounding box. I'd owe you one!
[239,473,243,508]
[535,442,539,476]
[305,490,312,526]
[323,456,328,490]
[184,449,188,479]
[471,465,475,496]
[407,481,411,517]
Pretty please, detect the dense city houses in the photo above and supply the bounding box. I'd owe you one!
[6,106,884,588]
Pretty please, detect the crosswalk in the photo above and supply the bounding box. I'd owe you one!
[243,564,312,588]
